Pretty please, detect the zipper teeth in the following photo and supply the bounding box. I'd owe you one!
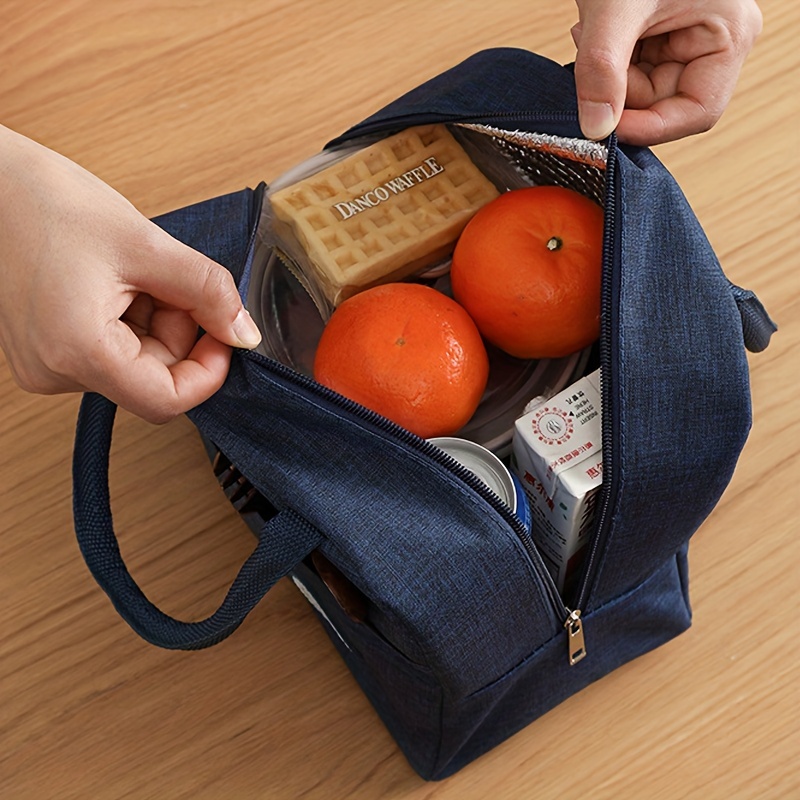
[244,347,567,620]
[574,134,619,612]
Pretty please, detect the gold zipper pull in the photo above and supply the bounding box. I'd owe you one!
[565,609,586,665]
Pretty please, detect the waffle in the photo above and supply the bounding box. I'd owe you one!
[269,125,499,306]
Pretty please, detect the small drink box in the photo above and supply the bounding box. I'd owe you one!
[512,369,603,595]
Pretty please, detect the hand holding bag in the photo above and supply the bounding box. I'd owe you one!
[72,49,776,779]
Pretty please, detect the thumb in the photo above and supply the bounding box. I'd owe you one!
[572,3,644,140]
[129,222,262,349]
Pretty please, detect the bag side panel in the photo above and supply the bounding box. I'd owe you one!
[431,547,692,779]
[189,355,562,697]
[290,561,444,779]
[293,547,691,781]
[591,147,752,608]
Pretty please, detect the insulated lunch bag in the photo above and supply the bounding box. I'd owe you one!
[72,49,776,780]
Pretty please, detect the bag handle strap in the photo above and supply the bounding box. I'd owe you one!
[729,283,777,353]
[72,392,324,650]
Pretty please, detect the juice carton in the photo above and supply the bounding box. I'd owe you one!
[511,369,603,595]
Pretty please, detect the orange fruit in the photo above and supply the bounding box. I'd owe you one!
[450,186,604,359]
[313,283,489,438]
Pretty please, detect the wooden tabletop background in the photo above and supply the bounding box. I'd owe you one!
[1,2,797,798]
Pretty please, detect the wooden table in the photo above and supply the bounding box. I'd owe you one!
[1,2,797,797]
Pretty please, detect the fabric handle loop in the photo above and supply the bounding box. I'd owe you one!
[72,392,323,650]
[730,283,777,353]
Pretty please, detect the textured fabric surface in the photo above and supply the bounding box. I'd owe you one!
[293,548,691,779]
[152,186,259,286]
[328,48,585,146]
[588,146,757,608]
[188,354,561,695]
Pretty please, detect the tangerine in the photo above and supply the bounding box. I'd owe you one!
[313,283,489,438]
[450,186,604,359]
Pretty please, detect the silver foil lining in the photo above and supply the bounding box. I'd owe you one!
[456,124,608,169]
[452,123,607,206]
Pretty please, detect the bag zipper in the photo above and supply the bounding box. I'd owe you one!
[252,111,618,665]
[572,134,620,616]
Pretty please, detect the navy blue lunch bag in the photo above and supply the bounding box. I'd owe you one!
[72,49,776,780]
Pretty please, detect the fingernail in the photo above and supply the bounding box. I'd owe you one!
[232,308,262,348]
[579,101,616,141]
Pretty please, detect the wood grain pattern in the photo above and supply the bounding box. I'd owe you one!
[1,2,797,798]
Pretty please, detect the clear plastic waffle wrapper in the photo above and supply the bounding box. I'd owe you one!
[267,124,499,309]
[248,123,606,454]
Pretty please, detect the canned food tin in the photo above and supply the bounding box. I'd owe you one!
[429,437,532,532]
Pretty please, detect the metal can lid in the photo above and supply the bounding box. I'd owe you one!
[428,436,516,512]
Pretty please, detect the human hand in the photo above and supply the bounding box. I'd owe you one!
[0,125,262,423]
[571,0,762,145]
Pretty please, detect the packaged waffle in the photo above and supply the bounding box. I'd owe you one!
[265,124,499,309]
